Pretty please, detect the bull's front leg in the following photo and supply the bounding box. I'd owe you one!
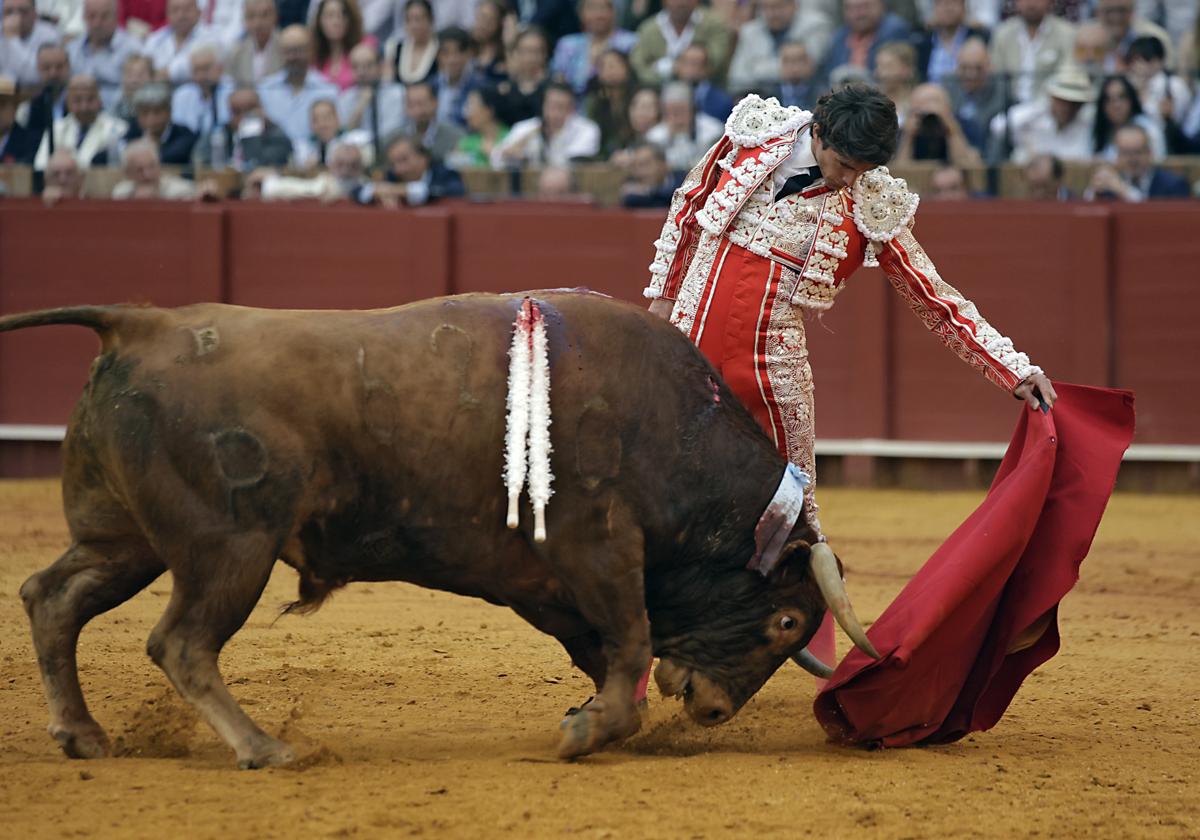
[554,506,651,759]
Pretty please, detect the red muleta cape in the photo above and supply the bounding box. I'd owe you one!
[813,382,1135,747]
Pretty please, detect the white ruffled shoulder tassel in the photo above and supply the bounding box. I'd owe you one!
[503,298,555,542]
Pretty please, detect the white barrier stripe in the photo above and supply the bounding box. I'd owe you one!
[1,425,1196,463]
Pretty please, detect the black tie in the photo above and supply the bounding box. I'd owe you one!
[775,167,822,201]
[370,85,381,168]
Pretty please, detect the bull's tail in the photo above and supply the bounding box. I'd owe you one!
[0,305,139,335]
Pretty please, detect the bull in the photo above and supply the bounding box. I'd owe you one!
[4,292,875,767]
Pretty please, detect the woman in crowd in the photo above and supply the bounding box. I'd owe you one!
[551,0,637,95]
[584,48,636,155]
[608,83,660,168]
[491,26,551,126]
[312,0,374,91]
[385,0,439,84]
[448,86,510,167]
[472,0,511,81]
[1093,74,1165,160]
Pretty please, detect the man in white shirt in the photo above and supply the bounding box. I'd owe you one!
[144,0,220,84]
[171,44,233,137]
[112,137,197,198]
[33,73,127,169]
[990,63,1095,164]
[1,0,61,87]
[66,0,142,109]
[727,0,834,93]
[989,0,1076,103]
[225,0,281,87]
[490,81,600,168]
[257,24,336,148]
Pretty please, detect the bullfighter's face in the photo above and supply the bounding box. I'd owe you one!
[650,543,829,725]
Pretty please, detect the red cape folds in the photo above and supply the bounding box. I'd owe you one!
[813,383,1135,747]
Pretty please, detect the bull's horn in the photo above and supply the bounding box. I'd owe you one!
[810,543,880,659]
[792,647,834,679]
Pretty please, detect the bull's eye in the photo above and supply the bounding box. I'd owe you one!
[780,616,797,631]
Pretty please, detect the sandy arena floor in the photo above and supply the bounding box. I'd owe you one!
[0,479,1196,838]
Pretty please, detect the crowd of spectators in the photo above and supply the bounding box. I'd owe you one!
[2,0,1199,206]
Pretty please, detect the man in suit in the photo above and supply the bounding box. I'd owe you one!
[67,0,143,109]
[401,81,463,164]
[0,75,36,163]
[33,73,127,171]
[0,0,61,87]
[989,0,1075,104]
[1087,123,1190,200]
[911,0,988,83]
[673,43,732,122]
[124,82,198,165]
[193,86,293,170]
[337,41,404,163]
[942,37,1006,153]
[629,0,733,85]
[171,44,233,137]
[379,133,464,206]
[619,140,681,208]
[226,0,282,88]
[818,0,911,86]
[761,41,820,111]
[17,42,70,154]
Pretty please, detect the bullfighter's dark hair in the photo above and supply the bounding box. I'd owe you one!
[810,83,898,167]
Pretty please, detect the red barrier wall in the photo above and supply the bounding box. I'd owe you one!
[1,198,1198,479]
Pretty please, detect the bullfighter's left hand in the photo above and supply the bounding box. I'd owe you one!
[1014,373,1057,411]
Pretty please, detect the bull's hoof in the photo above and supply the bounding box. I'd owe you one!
[50,724,111,760]
[557,707,599,760]
[236,737,296,770]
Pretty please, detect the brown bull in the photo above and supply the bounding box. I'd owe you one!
[4,292,874,767]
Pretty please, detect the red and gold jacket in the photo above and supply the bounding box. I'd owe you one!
[644,95,1042,392]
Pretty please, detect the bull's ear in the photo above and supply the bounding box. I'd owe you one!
[764,539,812,584]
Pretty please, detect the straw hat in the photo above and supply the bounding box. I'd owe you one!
[1044,65,1094,104]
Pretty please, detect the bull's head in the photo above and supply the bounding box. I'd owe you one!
[650,541,875,726]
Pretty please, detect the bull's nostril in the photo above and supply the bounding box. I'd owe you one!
[707,708,725,722]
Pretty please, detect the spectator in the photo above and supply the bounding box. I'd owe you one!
[194,86,293,169]
[1073,21,1109,80]
[896,81,983,165]
[471,0,508,82]
[534,164,581,199]
[67,0,142,109]
[1092,0,1172,72]
[402,80,463,161]
[629,0,733,85]
[121,0,167,35]
[258,25,339,148]
[673,42,732,121]
[619,139,680,207]
[512,0,580,47]
[41,148,85,202]
[761,40,819,111]
[447,84,508,167]
[925,163,971,199]
[584,48,636,154]
[126,81,197,164]
[1126,36,1190,131]
[875,41,917,125]
[608,82,660,168]
[312,0,374,91]
[434,26,479,127]
[943,37,1006,152]
[201,0,248,52]
[991,63,1095,163]
[327,140,374,202]
[112,137,197,198]
[0,75,36,163]
[385,0,437,84]
[16,43,69,154]
[1085,123,1188,199]
[819,0,911,85]
[551,0,637,95]
[1093,73,1165,159]
[144,0,219,85]
[1022,152,1071,199]
[990,0,1076,104]
[490,80,600,167]
[645,79,722,173]
[491,26,550,126]
[110,53,151,124]
[33,0,85,39]
[914,0,989,83]
[337,41,405,154]
[33,74,126,170]
[1163,79,1200,154]
[0,0,60,88]
[292,96,372,167]
[378,133,464,205]
[172,45,234,138]
[226,0,283,88]
[727,0,834,94]
[1135,0,1197,49]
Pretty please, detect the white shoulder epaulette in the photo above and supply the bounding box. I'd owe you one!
[724,94,810,148]
[851,166,920,245]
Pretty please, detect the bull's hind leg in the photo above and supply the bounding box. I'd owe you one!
[555,510,651,759]
[20,539,165,759]
[146,534,292,769]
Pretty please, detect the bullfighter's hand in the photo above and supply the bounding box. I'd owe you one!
[1014,373,1057,411]
[648,298,673,320]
